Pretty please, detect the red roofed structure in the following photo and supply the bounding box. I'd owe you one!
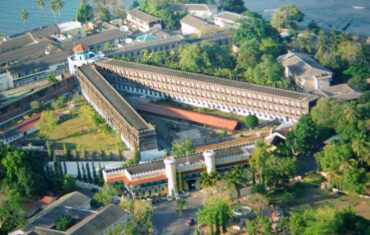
[136,103,238,131]
[72,43,88,52]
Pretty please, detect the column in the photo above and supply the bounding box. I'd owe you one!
[164,157,177,196]
[203,150,216,174]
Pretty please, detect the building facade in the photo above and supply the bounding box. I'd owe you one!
[103,144,252,198]
[95,59,317,123]
[76,65,158,153]
[127,9,162,32]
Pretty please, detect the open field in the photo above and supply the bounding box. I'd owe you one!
[29,103,124,154]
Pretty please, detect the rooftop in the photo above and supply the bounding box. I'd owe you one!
[279,52,333,80]
[97,59,317,101]
[0,33,35,53]
[185,4,217,12]
[73,43,89,52]
[108,144,248,176]
[77,65,152,131]
[136,102,238,131]
[214,11,243,23]
[129,9,161,23]
[58,21,83,33]
[181,14,210,28]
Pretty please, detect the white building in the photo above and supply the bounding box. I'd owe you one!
[56,21,86,41]
[180,14,211,35]
[67,43,104,74]
[0,70,13,91]
[214,11,243,29]
[127,9,162,32]
[278,52,333,91]
[184,4,218,19]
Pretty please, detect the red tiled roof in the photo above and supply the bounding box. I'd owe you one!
[73,43,88,52]
[136,103,238,131]
[106,172,168,187]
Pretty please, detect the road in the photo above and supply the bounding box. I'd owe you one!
[153,191,207,235]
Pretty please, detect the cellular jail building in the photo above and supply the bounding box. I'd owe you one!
[76,58,317,152]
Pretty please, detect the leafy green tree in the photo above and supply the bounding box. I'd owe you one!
[81,163,88,182]
[92,183,120,207]
[245,54,290,89]
[246,215,273,235]
[171,137,195,157]
[77,0,94,23]
[97,4,111,22]
[271,5,304,30]
[344,65,369,91]
[36,110,58,137]
[0,198,26,234]
[218,0,246,13]
[288,207,370,235]
[63,143,68,157]
[197,198,231,235]
[140,0,185,29]
[62,175,77,193]
[285,114,318,154]
[225,166,247,198]
[54,215,75,231]
[76,161,82,181]
[119,198,153,232]
[244,115,258,129]
[249,142,270,185]
[107,221,138,235]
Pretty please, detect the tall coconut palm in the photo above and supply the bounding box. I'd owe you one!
[20,9,29,24]
[36,0,45,10]
[50,0,65,21]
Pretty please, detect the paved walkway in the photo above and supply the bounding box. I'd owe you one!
[153,191,207,235]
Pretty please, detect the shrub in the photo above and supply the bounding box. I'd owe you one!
[251,184,267,194]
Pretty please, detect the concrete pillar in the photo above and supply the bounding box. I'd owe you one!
[164,157,177,196]
[203,150,216,174]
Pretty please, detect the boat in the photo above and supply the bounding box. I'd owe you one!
[353,6,365,10]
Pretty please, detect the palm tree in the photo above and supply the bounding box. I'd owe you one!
[36,0,45,10]
[20,9,29,24]
[351,138,370,165]
[200,171,221,188]
[50,0,65,21]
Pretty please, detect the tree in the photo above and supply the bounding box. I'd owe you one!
[92,183,120,207]
[246,215,273,235]
[81,163,88,182]
[97,5,111,22]
[77,0,94,24]
[218,0,246,14]
[271,5,304,30]
[244,115,258,129]
[249,142,270,185]
[245,54,289,89]
[76,161,82,181]
[197,198,231,235]
[0,199,26,234]
[171,137,195,157]
[50,0,65,20]
[48,72,57,83]
[54,215,75,231]
[200,171,221,188]
[36,110,58,137]
[288,207,370,235]
[176,198,187,214]
[36,0,45,10]
[285,114,318,154]
[20,9,29,24]
[86,162,93,183]
[119,198,153,232]
[62,175,76,193]
[225,166,247,198]
[30,100,41,111]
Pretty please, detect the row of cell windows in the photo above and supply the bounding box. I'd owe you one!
[110,70,305,108]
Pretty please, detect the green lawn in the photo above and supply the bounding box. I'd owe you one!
[30,103,124,154]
